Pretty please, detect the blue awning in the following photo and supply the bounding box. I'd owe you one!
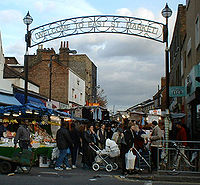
[14,92,45,107]
[0,93,22,106]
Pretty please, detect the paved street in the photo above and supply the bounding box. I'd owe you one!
[0,167,200,185]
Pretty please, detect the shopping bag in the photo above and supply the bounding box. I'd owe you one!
[125,151,136,170]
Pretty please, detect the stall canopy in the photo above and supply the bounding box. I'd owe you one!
[0,103,71,117]
[0,93,22,106]
[14,92,45,107]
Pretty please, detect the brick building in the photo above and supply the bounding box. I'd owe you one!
[181,0,200,140]
[169,4,186,112]
[169,0,200,140]
[27,41,97,107]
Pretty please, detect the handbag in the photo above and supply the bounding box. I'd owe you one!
[125,150,136,170]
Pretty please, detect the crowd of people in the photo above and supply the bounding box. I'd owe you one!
[53,118,165,174]
[0,117,189,174]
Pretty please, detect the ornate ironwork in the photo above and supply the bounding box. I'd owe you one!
[30,15,165,47]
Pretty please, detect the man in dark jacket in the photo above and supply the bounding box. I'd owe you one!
[14,120,31,150]
[55,120,73,171]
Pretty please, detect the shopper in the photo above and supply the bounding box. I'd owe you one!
[96,123,107,149]
[69,122,80,169]
[55,120,73,171]
[121,122,136,175]
[79,124,89,169]
[14,120,31,150]
[107,125,114,139]
[83,124,97,168]
[150,120,162,170]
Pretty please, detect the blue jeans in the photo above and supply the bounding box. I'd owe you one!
[55,149,71,168]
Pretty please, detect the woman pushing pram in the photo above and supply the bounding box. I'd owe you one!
[90,138,120,172]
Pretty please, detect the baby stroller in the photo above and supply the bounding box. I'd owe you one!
[90,139,120,172]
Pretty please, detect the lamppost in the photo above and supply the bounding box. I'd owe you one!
[162,3,172,111]
[23,11,33,104]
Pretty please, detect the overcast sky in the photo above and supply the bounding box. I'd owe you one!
[0,0,186,112]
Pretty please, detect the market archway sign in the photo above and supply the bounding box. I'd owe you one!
[29,15,166,47]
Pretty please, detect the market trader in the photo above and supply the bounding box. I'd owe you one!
[14,120,31,150]
[0,122,8,138]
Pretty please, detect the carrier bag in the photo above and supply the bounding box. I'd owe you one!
[125,151,136,170]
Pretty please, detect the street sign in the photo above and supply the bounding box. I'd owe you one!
[169,86,185,97]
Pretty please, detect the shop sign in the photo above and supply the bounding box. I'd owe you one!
[149,109,161,115]
[59,102,69,109]
[169,86,185,97]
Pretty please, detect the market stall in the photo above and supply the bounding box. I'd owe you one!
[0,103,71,167]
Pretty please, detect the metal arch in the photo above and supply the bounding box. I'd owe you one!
[29,15,165,47]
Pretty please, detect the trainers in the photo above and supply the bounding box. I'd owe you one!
[66,167,72,170]
[72,165,77,169]
[55,167,63,171]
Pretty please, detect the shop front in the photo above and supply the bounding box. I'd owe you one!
[185,64,200,140]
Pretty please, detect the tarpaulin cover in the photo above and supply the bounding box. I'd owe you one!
[0,93,22,106]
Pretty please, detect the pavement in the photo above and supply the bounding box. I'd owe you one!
[12,166,200,184]
[125,169,200,183]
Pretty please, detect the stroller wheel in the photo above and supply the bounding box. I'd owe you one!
[113,163,118,170]
[92,163,100,171]
[106,164,113,172]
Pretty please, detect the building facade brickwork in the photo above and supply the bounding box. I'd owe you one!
[27,42,97,106]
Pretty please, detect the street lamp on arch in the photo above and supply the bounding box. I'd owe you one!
[23,11,33,104]
[161,3,172,111]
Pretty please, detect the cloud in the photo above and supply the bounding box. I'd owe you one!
[0,2,178,111]
[0,9,23,23]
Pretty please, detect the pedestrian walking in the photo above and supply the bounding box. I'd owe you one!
[69,122,81,169]
[55,119,73,171]
[83,124,98,168]
[150,120,162,170]
[174,122,188,169]
[121,122,136,175]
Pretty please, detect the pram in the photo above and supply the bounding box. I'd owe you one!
[90,139,120,172]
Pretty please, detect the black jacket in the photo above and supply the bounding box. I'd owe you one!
[124,129,135,153]
[69,128,80,146]
[56,126,73,150]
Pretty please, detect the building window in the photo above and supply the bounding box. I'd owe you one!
[187,37,191,56]
[195,16,200,49]
[196,104,200,133]
[72,88,75,98]
[80,93,82,101]
[77,79,80,85]
[181,56,184,77]
[184,51,187,68]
